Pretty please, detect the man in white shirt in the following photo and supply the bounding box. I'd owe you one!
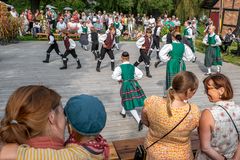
[56,18,67,33]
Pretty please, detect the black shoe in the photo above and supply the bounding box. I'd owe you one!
[119,112,126,118]
[42,60,49,63]
[138,120,143,131]
[96,68,100,72]
[146,73,152,78]
[154,61,161,68]
[192,57,197,63]
[60,66,67,70]
[76,64,81,69]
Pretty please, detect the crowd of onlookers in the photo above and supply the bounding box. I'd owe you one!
[9,7,201,40]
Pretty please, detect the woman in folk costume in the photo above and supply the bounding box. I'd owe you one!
[202,25,222,75]
[112,52,146,131]
[113,16,122,50]
[159,32,194,96]
[78,21,90,50]
[183,21,197,62]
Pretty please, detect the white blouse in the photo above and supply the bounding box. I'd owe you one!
[159,41,194,62]
[112,62,143,81]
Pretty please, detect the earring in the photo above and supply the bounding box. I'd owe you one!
[219,95,222,99]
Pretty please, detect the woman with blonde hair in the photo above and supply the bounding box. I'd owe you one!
[141,71,200,160]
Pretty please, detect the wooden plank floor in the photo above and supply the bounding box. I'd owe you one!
[0,41,240,142]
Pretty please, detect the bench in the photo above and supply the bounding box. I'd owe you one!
[36,33,48,40]
[68,33,80,40]
[109,142,119,160]
[112,132,199,160]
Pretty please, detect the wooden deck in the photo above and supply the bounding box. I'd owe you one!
[0,41,240,144]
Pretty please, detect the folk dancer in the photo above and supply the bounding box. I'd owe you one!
[133,28,153,78]
[159,32,194,96]
[183,21,197,62]
[148,21,162,67]
[112,51,146,131]
[113,17,122,50]
[78,21,90,51]
[60,32,81,70]
[202,25,222,75]
[96,26,120,72]
[43,31,63,63]
[88,27,100,60]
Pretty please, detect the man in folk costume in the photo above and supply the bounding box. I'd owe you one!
[202,25,222,75]
[134,28,153,78]
[43,30,63,63]
[96,26,120,72]
[148,20,162,68]
[88,27,100,60]
[112,51,146,131]
[60,32,81,70]
[113,16,122,50]
[78,21,90,51]
[159,32,194,96]
[183,21,197,62]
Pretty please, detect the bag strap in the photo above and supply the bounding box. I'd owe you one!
[146,103,191,150]
[218,105,240,141]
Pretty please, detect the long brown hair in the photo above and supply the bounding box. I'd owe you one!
[0,85,61,144]
[166,71,199,116]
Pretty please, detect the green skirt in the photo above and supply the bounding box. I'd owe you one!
[204,46,222,67]
[120,80,146,111]
[165,59,186,93]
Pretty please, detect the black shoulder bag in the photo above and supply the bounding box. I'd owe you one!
[134,104,192,160]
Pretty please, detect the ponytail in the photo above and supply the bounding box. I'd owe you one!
[0,119,30,144]
[166,87,174,117]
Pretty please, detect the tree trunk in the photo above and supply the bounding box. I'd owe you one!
[30,0,40,13]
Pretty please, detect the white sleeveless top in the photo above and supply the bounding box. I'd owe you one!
[195,101,240,159]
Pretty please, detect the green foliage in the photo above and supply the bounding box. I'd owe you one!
[8,0,30,13]
[176,0,204,21]
[51,0,86,12]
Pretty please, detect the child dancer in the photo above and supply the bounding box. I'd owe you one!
[133,28,153,78]
[88,27,99,60]
[202,25,222,75]
[43,30,63,63]
[78,21,90,51]
[60,32,81,70]
[112,51,146,131]
[183,21,197,62]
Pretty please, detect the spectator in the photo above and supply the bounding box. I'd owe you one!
[32,20,41,37]
[26,9,33,33]
[141,71,200,160]
[195,73,240,160]
[56,18,67,34]
[93,19,103,33]
[10,8,18,18]
[220,28,235,53]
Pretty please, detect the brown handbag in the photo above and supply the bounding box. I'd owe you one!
[134,104,192,160]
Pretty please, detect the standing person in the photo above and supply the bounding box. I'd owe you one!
[96,26,118,72]
[159,32,194,96]
[43,30,63,63]
[183,21,197,62]
[148,21,161,67]
[112,52,146,131]
[141,71,200,160]
[88,27,100,60]
[60,32,81,70]
[202,25,222,75]
[78,21,90,51]
[195,73,240,160]
[133,28,153,78]
[113,17,122,50]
